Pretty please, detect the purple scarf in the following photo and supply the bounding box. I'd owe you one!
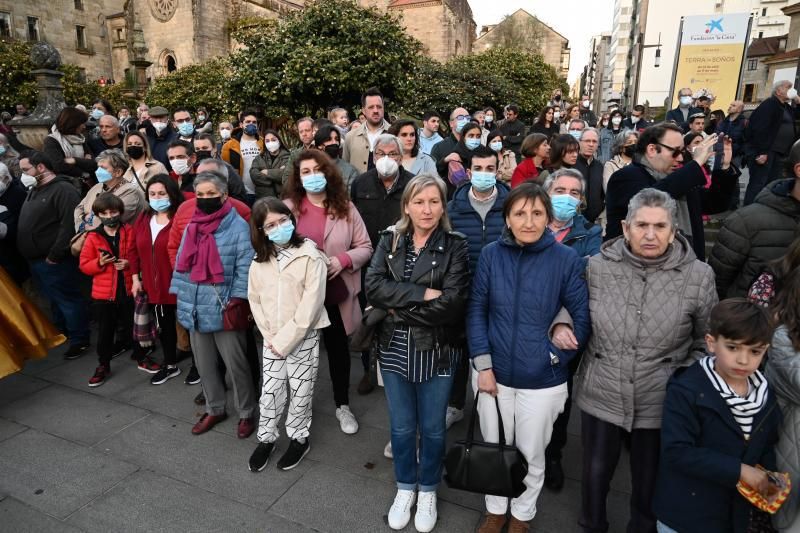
[176,201,232,284]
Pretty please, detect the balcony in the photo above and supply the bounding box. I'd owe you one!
[757,15,787,27]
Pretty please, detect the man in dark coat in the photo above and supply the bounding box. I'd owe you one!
[665,87,702,133]
[743,79,800,204]
[146,106,177,172]
[574,128,604,223]
[623,104,651,132]
[605,123,716,260]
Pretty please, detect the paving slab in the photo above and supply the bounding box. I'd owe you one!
[270,462,482,532]
[115,367,205,425]
[0,384,149,446]
[35,353,144,399]
[95,413,311,509]
[19,350,71,377]
[0,373,51,406]
[0,496,86,533]
[66,470,312,533]
[531,477,630,532]
[0,429,138,519]
[0,417,28,442]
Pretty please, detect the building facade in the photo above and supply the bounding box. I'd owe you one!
[585,33,612,112]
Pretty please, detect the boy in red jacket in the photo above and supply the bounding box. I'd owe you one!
[79,193,157,386]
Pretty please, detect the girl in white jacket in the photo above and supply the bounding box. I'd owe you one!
[247,197,330,472]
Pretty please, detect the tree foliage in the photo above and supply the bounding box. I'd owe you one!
[0,40,37,111]
[145,57,241,121]
[229,0,422,118]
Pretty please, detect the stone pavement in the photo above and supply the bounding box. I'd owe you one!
[0,342,634,532]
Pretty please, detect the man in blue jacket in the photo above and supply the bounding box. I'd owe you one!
[445,145,510,429]
[743,79,800,204]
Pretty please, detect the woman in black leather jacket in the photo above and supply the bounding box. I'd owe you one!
[365,173,470,532]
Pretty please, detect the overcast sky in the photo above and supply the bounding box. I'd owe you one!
[468,0,615,84]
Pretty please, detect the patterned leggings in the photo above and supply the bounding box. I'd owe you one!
[256,330,320,443]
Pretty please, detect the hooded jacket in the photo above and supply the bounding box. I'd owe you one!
[573,234,718,430]
[709,178,800,298]
[467,228,590,390]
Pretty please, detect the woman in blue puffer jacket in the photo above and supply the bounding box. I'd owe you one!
[467,182,591,532]
[170,172,257,440]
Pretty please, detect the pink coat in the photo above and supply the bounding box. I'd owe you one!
[284,199,373,335]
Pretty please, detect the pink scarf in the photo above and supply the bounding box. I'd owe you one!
[176,201,232,284]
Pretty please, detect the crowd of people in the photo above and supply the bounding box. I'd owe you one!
[2,82,800,533]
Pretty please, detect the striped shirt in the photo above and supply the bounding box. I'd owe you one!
[379,237,459,383]
[700,355,769,439]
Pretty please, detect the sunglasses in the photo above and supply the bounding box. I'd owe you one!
[654,142,683,158]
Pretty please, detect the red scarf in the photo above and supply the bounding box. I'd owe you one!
[176,201,232,284]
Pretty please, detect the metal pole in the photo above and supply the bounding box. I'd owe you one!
[736,15,754,100]
[668,17,685,109]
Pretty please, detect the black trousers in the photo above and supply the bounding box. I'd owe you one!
[448,341,469,410]
[154,304,177,366]
[94,298,133,365]
[579,411,660,533]
[322,303,351,407]
[545,356,581,461]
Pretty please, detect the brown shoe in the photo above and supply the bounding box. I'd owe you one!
[507,516,530,533]
[237,417,255,439]
[191,413,227,435]
[476,512,507,533]
[357,372,374,395]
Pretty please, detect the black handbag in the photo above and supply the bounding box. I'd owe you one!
[444,391,528,497]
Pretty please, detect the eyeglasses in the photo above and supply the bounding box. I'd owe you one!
[173,117,192,124]
[375,151,401,158]
[655,142,684,158]
[262,216,290,233]
[454,115,470,121]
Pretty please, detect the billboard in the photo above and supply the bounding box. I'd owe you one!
[670,13,751,109]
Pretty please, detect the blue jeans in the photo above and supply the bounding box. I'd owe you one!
[381,368,454,492]
[29,258,90,346]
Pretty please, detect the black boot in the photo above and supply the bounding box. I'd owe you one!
[544,458,564,491]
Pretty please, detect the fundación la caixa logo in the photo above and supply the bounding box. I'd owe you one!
[705,18,724,33]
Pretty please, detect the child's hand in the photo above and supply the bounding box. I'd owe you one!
[740,464,770,496]
[98,254,116,266]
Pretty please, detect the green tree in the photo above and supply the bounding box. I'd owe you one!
[229,0,422,118]
[0,40,37,111]
[145,58,241,122]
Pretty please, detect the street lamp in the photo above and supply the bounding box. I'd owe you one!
[643,32,662,68]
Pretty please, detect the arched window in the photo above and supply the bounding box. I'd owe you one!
[158,49,177,76]
[166,55,176,72]
[455,40,461,56]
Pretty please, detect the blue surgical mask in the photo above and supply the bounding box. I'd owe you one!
[267,221,295,245]
[569,130,582,141]
[149,198,171,212]
[96,167,113,183]
[465,138,481,150]
[91,109,105,120]
[455,118,469,133]
[301,173,327,193]
[489,141,503,152]
[551,194,580,222]
[244,124,258,137]
[470,171,496,192]
[178,122,194,137]
[0,145,6,156]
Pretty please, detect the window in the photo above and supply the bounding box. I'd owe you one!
[762,8,767,16]
[744,84,755,103]
[74,0,84,10]
[27,16,39,41]
[76,25,86,50]
[0,12,10,38]
[115,28,124,42]
[759,31,764,38]
[747,58,758,71]
[77,68,87,83]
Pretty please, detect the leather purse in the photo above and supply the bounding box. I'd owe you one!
[444,391,528,498]
[325,275,349,306]
[222,297,252,331]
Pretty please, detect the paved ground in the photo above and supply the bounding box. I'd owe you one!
[0,340,635,533]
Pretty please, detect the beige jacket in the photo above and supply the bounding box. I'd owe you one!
[124,160,168,190]
[342,119,391,174]
[74,178,146,231]
[248,239,331,357]
[498,150,518,183]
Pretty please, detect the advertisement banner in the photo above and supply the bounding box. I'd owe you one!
[671,13,751,108]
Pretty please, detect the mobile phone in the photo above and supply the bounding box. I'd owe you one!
[712,135,725,171]
[99,248,113,257]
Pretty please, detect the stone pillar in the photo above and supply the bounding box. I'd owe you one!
[9,42,67,151]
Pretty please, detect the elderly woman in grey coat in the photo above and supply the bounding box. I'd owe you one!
[572,188,717,533]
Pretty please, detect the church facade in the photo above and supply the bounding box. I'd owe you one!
[0,0,475,85]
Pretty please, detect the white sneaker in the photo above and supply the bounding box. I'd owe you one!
[336,405,359,434]
[387,489,416,530]
[445,407,464,430]
[384,440,393,459]
[414,491,438,532]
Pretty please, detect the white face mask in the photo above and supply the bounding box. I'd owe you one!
[631,116,641,124]
[20,173,38,188]
[265,140,280,153]
[375,156,399,177]
[582,101,590,109]
[152,121,168,133]
[220,129,232,140]
[0,180,8,195]
[679,96,693,106]
[611,116,622,126]
[553,111,561,120]
[171,159,191,175]
[788,88,798,100]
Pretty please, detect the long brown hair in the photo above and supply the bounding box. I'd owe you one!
[768,234,800,292]
[282,149,350,220]
[250,197,305,262]
[772,267,800,350]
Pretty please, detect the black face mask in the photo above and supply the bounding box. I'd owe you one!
[126,146,144,159]
[324,144,341,160]
[100,215,121,227]
[195,150,213,162]
[196,196,223,215]
[554,95,561,102]
[623,145,635,158]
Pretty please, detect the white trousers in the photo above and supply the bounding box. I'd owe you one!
[257,330,319,443]
[472,372,568,521]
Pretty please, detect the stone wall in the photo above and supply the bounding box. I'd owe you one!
[387,0,475,62]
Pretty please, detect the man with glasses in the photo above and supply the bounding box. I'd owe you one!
[623,105,650,132]
[173,108,197,143]
[431,106,470,164]
[605,123,717,259]
[666,87,702,133]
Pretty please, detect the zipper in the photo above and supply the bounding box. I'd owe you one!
[509,248,523,384]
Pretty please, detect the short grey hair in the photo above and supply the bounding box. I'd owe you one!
[568,118,586,130]
[543,168,586,196]
[0,162,10,184]
[773,79,793,94]
[579,127,599,140]
[612,129,638,156]
[196,158,229,181]
[625,188,678,228]
[193,171,228,195]
[98,115,120,127]
[97,149,129,173]
[373,133,403,157]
